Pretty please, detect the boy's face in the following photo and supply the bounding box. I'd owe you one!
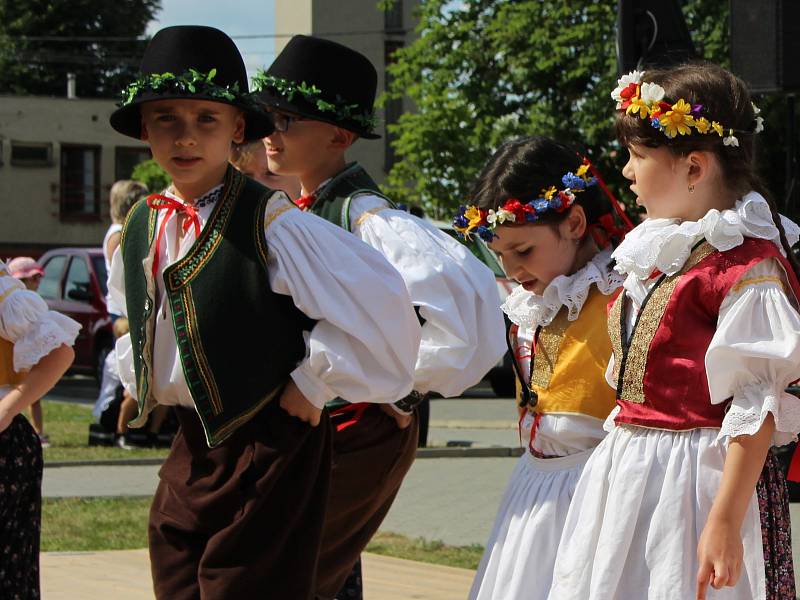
[141,99,245,193]
[264,109,353,180]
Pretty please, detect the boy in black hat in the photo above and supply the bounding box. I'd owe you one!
[255,35,506,599]
[107,26,421,599]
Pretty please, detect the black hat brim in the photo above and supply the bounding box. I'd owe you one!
[258,89,381,140]
[110,93,274,141]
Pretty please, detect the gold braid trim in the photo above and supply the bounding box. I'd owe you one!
[181,286,223,416]
[530,308,570,390]
[265,203,296,230]
[731,275,786,294]
[608,293,624,384]
[354,206,390,228]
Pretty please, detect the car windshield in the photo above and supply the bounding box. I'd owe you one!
[91,256,108,297]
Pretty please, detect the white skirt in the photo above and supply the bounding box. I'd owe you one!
[470,448,593,600]
[548,425,765,600]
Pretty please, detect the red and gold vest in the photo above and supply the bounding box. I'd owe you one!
[608,238,800,431]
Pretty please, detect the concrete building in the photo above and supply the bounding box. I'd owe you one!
[0,95,149,257]
[274,0,418,183]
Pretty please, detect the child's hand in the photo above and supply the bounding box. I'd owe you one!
[380,404,413,429]
[696,517,743,599]
[279,380,322,426]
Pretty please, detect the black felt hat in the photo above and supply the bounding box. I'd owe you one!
[110,25,273,141]
[253,35,380,139]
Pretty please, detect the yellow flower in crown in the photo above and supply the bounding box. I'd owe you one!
[464,205,484,229]
[625,93,650,119]
[576,163,591,178]
[694,117,711,135]
[660,99,695,138]
[542,186,557,201]
[711,121,724,137]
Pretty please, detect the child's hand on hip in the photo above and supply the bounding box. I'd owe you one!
[279,380,322,426]
[696,517,743,599]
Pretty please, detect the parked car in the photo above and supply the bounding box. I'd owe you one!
[38,248,114,383]
[432,220,517,397]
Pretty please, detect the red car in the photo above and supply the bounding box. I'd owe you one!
[38,248,114,382]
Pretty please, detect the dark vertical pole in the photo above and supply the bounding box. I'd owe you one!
[786,94,797,217]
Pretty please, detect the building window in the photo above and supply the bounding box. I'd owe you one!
[10,141,53,167]
[60,144,101,219]
[384,0,403,32]
[115,146,151,181]
[384,41,404,172]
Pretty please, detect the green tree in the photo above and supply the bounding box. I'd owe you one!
[0,0,160,98]
[132,159,170,192]
[383,1,791,219]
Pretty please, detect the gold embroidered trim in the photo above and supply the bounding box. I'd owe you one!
[354,205,390,227]
[731,275,786,294]
[619,242,715,404]
[265,203,296,230]
[209,385,282,446]
[182,286,223,416]
[608,294,624,383]
[531,308,570,390]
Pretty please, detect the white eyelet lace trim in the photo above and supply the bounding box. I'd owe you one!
[717,383,800,448]
[13,311,81,372]
[502,248,625,328]
[612,191,800,281]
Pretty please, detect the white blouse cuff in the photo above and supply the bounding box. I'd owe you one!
[12,309,81,372]
[717,382,800,447]
[291,363,337,410]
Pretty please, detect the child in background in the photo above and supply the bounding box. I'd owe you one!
[229,140,300,199]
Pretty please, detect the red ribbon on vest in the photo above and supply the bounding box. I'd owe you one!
[329,402,369,432]
[295,193,316,211]
[146,194,202,280]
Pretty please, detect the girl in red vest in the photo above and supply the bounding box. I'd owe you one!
[453,136,631,600]
[549,63,800,600]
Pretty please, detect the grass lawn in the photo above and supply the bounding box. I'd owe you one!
[39,400,168,463]
[41,497,482,570]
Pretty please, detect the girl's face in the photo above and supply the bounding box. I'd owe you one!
[622,144,692,220]
[489,221,581,295]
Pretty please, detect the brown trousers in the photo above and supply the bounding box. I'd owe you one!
[149,402,331,600]
[315,405,419,599]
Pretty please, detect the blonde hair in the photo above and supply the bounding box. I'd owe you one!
[229,141,263,170]
[110,180,148,223]
[113,317,130,338]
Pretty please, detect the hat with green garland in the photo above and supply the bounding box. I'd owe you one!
[110,26,274,141]
[252,35,380,139]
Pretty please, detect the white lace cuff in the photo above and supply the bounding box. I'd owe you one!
[13,310,81,372]
[717,382,800,447]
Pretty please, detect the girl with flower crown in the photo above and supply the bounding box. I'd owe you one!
[548,63,800,600]
[454,136,630,600]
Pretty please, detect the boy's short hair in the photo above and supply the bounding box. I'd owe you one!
[113,317,130,338]
[229,141,263,170]
[110,180,148,223]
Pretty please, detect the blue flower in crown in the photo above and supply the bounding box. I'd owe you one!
[453,206,470,230]
[561,172,586,190]
[532,198,550,212]
[548,196,564,211]
[476,225,495,242]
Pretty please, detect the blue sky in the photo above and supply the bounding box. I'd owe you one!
[147,0,279,77]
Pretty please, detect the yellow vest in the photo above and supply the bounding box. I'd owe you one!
[527,287,616,420]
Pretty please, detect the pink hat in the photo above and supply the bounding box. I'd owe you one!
[8,257,44,279]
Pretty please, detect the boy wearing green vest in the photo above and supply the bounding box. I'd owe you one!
[106,26,421,599]
[256,35,507,599]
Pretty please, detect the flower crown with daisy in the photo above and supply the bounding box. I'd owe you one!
[453,160,599,243]
[612,70,764,147]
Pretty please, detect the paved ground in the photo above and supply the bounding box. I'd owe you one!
[41,550,474,600]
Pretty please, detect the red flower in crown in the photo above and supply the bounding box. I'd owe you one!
[618,83,639,110]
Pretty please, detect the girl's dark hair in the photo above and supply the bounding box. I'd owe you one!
[470,135,611,229]
[616,61,800,278]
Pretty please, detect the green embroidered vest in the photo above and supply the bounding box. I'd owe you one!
[120,167,315,447]
[308,162,393,232]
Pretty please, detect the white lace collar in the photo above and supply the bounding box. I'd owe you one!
[612,191,800,281]
[502,247,625,328]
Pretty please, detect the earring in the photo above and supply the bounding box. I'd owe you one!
[688,184,695,193]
